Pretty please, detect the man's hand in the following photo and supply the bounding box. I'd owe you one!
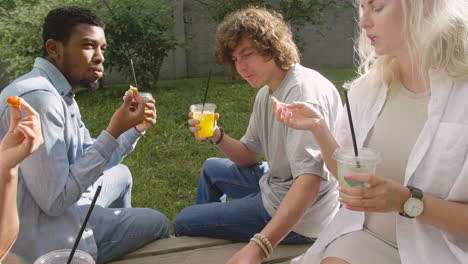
[0,98,43,171]
[106,90,145,139]
[188,111,220,141]
[135,96,157,132]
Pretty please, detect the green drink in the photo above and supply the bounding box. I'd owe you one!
[333,147,381,198]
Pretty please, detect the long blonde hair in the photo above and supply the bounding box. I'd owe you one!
[354,0,468,83]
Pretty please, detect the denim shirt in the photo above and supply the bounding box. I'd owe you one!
[0,58,142,263]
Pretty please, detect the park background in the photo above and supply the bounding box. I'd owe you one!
[0,0,357,229]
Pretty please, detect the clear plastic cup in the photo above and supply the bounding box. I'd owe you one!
[333,147,381,198]
[190,103,216,138]
[139,92,153,103]
[139,92,153,124]
[33,249,95,264]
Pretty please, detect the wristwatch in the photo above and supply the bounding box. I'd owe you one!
[399,186,424,218]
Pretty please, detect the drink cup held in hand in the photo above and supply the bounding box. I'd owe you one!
[139,92,153,104]
[34,249,95,264]
[139,92,153,124]
[333,147,381,198]
[190,103,216,138]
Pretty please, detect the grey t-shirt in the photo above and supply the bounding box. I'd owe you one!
[240,64,341,237]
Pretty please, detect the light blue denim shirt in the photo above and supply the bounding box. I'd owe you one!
[0,58,142,263]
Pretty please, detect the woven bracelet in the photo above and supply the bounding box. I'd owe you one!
[254,233,273,255]
[250,237,270,258]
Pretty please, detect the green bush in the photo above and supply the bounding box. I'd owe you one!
[0,0,182,88]
[96,0,183,89]
[0,0,88,81]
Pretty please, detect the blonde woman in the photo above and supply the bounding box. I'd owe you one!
[272,0,468,263]
[0,98,43,261]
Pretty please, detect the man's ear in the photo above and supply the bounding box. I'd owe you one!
[45,39,62,60]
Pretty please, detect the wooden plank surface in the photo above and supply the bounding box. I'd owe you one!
[119,236,232,259]
[111,241,310,264]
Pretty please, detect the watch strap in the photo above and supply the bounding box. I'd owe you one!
[407,186,423,200]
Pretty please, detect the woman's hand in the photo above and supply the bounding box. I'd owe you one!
[0,98,43,170]
[338,173,410,213]
[227,242,264,264]
[271,96,324,131]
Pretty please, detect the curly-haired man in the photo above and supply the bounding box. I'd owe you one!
[175,7,342,263]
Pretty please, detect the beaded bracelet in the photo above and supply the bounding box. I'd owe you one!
[254,233,273,255]
[250,237,270,258]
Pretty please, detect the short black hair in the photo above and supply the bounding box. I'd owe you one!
[42,6,105,56]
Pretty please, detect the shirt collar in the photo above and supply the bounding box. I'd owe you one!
[270,63,297,96]
[33,57,73,98]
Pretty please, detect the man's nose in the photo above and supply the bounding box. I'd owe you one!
[93,48,105,64]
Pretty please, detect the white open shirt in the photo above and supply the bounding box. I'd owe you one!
[292,70,468,264]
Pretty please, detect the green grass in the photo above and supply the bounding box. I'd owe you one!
[76,68,355,230]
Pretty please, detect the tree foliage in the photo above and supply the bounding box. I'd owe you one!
[0,0,182,88]
[194,0,352,49]
[96,0,183,88]
[0,0,88,80]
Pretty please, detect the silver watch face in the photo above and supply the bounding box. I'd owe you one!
[404,197,424,217]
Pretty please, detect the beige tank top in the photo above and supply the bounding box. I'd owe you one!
[364,78,429,246]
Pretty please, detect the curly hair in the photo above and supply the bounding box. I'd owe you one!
[42,6,105,56]
[215,7,300,75]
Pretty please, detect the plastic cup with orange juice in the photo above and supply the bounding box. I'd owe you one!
[139,92,153,125]
[190,103,216,138]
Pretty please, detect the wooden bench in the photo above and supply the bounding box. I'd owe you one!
[110,236,310,264]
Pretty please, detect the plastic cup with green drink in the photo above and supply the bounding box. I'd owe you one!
[333,147,381,198]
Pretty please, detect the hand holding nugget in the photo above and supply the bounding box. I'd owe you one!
[106,89,146,138]
[0,98,43,171]
[6,96,21,108]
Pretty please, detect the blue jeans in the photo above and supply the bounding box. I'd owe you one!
[80,164,170,263]
[80,164,133,208]
[174,158,315,244]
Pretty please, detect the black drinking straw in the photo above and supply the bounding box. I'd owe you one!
[343,90,360,160]
[201,70,212,113]
[67,185,102,264]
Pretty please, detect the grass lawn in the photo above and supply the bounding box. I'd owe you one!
[77,68,356,231]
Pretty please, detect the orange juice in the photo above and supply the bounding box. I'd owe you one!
[190,103,216,138]
[193,112,215,138]
[139,92,153,125]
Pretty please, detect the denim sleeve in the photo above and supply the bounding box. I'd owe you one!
[16,91,118,216]
[105,128,142,169]
[75,101,141,169]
